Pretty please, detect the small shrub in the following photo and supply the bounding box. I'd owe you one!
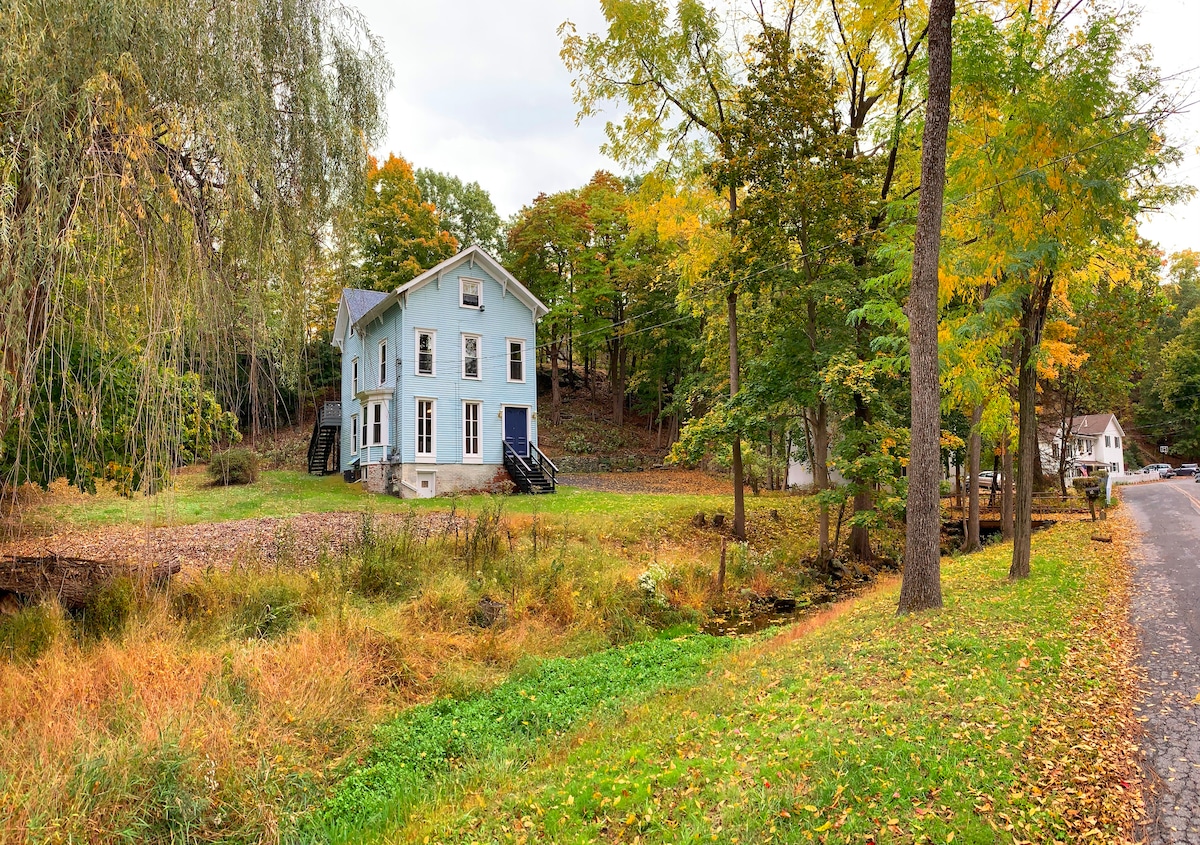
[207,448,259,486]
[77,576,137,641]
[0,603,64,662]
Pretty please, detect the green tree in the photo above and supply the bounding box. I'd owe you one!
[0,0,389,486]
[1154,309,1200,456]
[356,154,459,292]
[561,0,750,538]
[415,169,504,254]
[714,28,879,560]
[943,5,1183,580]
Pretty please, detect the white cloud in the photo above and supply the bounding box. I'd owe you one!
[354,0,618,218]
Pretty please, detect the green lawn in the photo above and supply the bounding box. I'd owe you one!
[32,469,803,538]
[320,521,1135,845]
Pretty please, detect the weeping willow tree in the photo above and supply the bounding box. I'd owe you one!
[0,0,390,491]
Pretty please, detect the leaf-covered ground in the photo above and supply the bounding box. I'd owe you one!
[346,519,1142,844]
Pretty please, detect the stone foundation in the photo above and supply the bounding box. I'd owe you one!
[358,462,502,498]
[397,463,500,498]
[362,461,395,494]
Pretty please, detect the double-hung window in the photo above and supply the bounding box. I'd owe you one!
[351,357,359,395]
[461,277,481,308]
[351,413,360,452]
[368,401,388,446]
[416,329,435,376]
[462,334,480,380]
[379,340,388,384]
[507,339,525,383]
[463,401,481,462]
[416,399,435,461]
[1105,435,1111,448]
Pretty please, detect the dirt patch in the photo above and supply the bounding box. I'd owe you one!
[0,511,462,575]
[558,469,734,495]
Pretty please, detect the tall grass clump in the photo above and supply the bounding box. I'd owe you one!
[353,512,423,599]
[76,575,138,641]
[0,603,65,662]
[171,567,317,640]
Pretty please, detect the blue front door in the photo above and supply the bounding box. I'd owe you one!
[504,407,529,457]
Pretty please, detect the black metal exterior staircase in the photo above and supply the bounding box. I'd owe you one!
[503,441,557,494]
[307,401,342,475]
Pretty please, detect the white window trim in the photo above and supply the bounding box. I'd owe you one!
[415,328,436,377]
[506,337,526,383]
[415,397,437,463]
[460,276,483,310]
[351,413,359,452]
[368,399,389,447]
[462,333,482,380]
[351,357,359,395]
[463,400,482,463]
[378,339,388,385]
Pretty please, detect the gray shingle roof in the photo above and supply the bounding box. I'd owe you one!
[343,288,388,325]
[1072,413,1120,437]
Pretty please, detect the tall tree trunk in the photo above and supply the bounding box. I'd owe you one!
[766,429,775,491]
[610,338,626,425]
[1010,273,1054,579]
[729,289,746,540]
[550,341,563,424]
[726,161,747,541]
[1001,435,1014,540]
[963,404,983,553]
[1055,383,1078,499]
[812,404,832,561]
[849,394,873,560]
[898,0,954,614]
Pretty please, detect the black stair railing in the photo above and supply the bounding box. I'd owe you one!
[529,444,558,488]
[503,440,556,494]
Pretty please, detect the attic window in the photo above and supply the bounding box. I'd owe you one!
[461,278,481,309]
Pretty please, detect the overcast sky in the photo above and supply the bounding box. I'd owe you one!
[355,0,1199,259]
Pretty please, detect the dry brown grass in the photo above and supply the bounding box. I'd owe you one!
[0,499,832,843]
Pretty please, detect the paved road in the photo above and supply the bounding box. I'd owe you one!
[1124,479,1200,843]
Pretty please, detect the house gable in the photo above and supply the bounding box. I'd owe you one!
[353,246,548,330]
[333,288,388,351]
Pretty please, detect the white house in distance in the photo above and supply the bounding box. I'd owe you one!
[1039,413,1126,478]
[317,246,556,498]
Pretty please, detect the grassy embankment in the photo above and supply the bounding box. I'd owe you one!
[0,476,828,843]
[328,521,1140,845]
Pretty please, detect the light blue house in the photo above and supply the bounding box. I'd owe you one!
[324,245,556,497]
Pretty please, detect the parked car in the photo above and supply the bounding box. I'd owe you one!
[1143,463,1172,475]
[972,471,1002,488]
[1178,463,1199,477]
